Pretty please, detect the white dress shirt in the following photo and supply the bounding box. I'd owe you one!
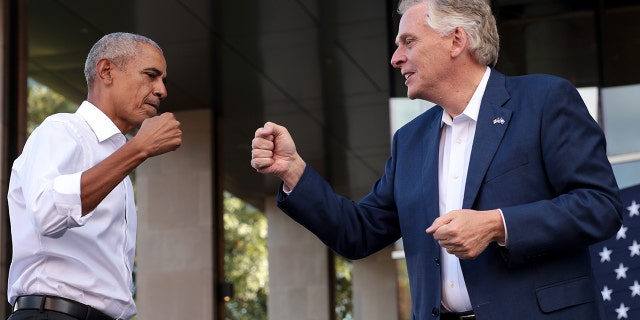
[7,101,137,319]
[438,67,491,312]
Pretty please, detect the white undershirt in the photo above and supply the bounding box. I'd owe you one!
[438,67,491,312]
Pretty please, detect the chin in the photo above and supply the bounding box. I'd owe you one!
[406,88,429,101]
[142,110,157,118]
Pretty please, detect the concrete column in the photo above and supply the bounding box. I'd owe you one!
[525,20,574,76]
[522,3,596,83]
[0,0,8,316]
[266,197,331,320]
[135,109,214,319]
[1,0,27,316]
[352,246,398,320]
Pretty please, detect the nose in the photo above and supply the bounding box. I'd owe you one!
[155,80,168,100]
[390,47,405,69]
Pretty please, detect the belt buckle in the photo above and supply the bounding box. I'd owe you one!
[460,315,475,320]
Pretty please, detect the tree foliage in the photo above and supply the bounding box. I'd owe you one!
[335,255,353,320]
[223,192,268,320]
[27,79,77,135]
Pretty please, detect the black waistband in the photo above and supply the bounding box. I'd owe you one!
[440,311,476,320]
[13,295,116,320]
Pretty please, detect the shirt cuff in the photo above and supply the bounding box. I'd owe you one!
[282,184,293,195]
[497,208,508,247]
[53,172,88,226]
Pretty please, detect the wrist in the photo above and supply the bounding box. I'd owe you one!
[280,156,306,190]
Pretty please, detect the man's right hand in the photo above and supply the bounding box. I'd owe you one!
[251,122,306,191]
[80,112,181,215]
[136,112,182,157]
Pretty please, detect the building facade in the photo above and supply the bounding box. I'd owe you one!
[1,0,639,319]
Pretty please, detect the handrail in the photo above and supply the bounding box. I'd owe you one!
[609,152,640,165]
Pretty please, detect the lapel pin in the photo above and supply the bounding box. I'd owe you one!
[492,117,505,125]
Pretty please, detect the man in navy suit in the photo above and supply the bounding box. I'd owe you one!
[250,0,622,319]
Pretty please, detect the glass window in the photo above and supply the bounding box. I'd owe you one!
[223,191,269,320]
[613,161,640,190]
[601,84,640,156]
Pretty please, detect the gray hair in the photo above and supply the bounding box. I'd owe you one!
[398,0,499,67]
[84,32,163,89]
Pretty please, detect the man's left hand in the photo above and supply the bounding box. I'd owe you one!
[427,209,505,259]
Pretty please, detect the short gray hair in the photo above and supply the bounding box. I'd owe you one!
[84,32,163,89]
[398,0,499,67]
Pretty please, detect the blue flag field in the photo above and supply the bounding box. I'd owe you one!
[590,184,640,319]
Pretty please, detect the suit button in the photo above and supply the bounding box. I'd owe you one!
[432,307,440,316]
[434,258,440,265]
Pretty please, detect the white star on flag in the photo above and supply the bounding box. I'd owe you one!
[602,286,613,301]
[628,240,640,257]
[629,281,640,297]
[617,225,628,240]
[600,246,613,262]
[615,263,629,280]
[616,302,629,319]
[629,200,640,217]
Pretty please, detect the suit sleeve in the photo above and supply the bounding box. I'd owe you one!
[276,161,402,260]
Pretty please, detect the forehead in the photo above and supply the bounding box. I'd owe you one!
[396,3,429,42]
[130,43,167,73]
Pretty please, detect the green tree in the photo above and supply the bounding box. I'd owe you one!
[27,79,77,135]
[224,192,268,320]
[335,256,353,320]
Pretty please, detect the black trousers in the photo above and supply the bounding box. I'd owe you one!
[8,310,79,320]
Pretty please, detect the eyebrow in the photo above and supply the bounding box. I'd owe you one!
[395,33,411,46]
[143,67,167,83]
[143,67,163,76]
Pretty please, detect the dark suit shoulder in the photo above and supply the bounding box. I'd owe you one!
[504,73,575,92]
[499,72,583,114]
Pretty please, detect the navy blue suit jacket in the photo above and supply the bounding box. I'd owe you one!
[277,70,623,319]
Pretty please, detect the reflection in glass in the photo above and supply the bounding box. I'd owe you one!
[602,84,640,156]
[613,161,640,190]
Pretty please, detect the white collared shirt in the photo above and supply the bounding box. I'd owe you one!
[7,101,137,319]
[438,67,492,312]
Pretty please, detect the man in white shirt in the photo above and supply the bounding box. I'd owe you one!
[7,32,182,320]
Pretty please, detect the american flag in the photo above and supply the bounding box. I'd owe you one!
[590,184,640,319]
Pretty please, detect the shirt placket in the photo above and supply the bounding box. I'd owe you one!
[441,116,473,312]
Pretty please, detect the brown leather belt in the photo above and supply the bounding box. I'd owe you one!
[13,295,117,320]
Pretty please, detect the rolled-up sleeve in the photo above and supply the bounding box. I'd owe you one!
[17,119,90,236]
[53,172,90,226]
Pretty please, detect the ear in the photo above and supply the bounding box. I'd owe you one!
[96,58,114,84]
[450,27,468,59]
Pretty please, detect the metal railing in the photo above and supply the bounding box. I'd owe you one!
[610,152,640,165]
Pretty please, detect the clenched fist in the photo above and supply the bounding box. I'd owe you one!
[136,112,182,157]
[251,122,306,191]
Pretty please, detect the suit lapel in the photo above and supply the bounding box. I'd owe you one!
[463,70,512,209]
